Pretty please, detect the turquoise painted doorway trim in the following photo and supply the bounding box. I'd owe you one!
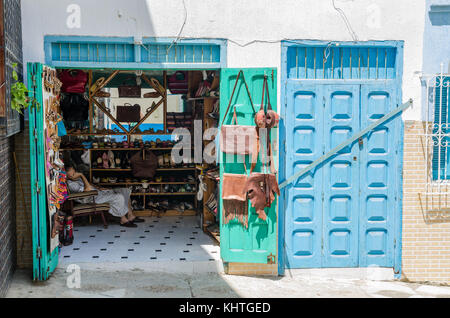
[44,36,227,69]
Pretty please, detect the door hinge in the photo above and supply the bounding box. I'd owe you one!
[267,253,276,264]
[323,96,326,107]
[36,247,42,259]
[394,239,397,249]
[35,181,41,194]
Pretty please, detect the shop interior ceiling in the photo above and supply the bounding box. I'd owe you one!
[90,70,167,89]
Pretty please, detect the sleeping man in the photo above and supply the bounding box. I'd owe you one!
[66,166,144,228]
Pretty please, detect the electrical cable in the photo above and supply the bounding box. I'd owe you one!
[331,0,359,41]
[167,0,188,54]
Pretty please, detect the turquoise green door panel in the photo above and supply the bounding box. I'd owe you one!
[219,68,278,264]
[28,63,59,281]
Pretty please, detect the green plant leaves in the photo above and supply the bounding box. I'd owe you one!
[10,63,29,114]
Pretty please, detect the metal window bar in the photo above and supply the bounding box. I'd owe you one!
[289,46,395,80]
[421,63,450,214]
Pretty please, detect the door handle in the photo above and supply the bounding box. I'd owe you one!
[358,137,364,147]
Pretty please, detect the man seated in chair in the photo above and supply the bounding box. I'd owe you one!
[66,166,144,228]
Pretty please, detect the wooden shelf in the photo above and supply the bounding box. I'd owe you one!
[61,147,190,152]
[91,168,132,171]
[90,148,181,151]
[187,96,219,101]
[91,167,196,172]
[96,182,196,186]
[60,148,86,151]
[156,167,196,171]
[134,209,196,217]
[131,192,197,196]
[205,227,220,243]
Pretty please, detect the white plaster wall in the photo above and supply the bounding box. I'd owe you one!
[21,0,427,120]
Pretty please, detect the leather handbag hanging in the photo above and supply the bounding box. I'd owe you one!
[168,71,189,94]
[118,77,141,98]
[59,69,88,94]
[255,74,279,129]
[263,76,279,129]
[220,70,258,155]
[130,149,157,179]
[116,103,141,123]
[222,154,253,229]
[244,172,280,221]
[244,134,280,221]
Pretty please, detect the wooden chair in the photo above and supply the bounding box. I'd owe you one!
[63,190,110,229]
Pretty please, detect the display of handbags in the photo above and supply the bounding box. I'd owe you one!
[116,103,141,123]
[168,71,189,94]
[130,149,158,179]
[166,112,193,132]
[220,108,258,155]
[220,70,280,225]
[222,156,251,229]
[59,69,88,94]
[60,93,89,121]
[256,74,279,129]
[118,77,142,97]
[219,70,258,156]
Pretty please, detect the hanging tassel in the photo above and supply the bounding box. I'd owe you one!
[223,199,248,229]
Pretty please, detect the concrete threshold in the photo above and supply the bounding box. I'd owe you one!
[285,268,395,281]
[60,260,225,275]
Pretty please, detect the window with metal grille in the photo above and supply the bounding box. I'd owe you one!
[432,75,450,181]
[286,44,397,80]
[45,36,225,69]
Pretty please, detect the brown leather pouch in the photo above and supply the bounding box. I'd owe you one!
[244,173,280,221]
[117,103,141,122]
[222,172,249,228]
[118,77,141,97]
[130,150,157,179]
[220,70,258,156]
[220,109,258,155]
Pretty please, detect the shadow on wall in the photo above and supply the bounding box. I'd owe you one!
[429,5,450,26]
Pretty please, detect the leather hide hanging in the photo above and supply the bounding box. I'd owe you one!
[244,173,280,221]
[222,173,249,229]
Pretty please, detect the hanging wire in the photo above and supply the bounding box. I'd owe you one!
[167,0,188,54]
[331,0,359,41]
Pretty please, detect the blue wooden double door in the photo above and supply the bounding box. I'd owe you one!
[284,82,400,269]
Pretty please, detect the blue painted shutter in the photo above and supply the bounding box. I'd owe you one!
[432,76,450,180]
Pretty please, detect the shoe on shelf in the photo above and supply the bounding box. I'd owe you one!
[184,202,194,210]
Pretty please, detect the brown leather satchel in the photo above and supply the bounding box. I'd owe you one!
[118,77,141,98]
[220,70,257,155]
[244,173,280,221]
[244,137,279,221]
[130,150,157,179]
[222,172,249,228]
[220,108,258,155]
[116,103,141,123]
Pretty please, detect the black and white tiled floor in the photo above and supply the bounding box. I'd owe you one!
[59,216,220,264]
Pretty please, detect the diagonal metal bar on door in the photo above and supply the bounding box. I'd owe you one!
[279,99,413,190]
